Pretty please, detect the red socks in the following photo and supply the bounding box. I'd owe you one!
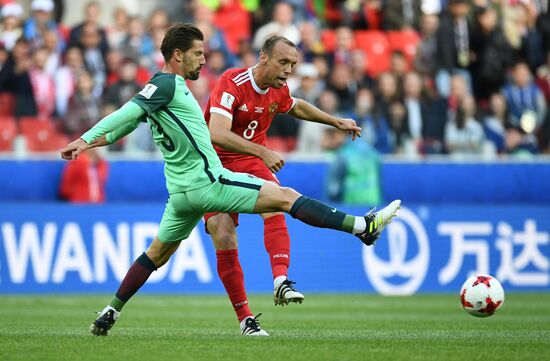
[264,215,291,279]
[216,249,252,321]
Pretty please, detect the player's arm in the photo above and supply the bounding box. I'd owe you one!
[288,98,362,140]
[209,113,285,172]
[61,101,145,160]
[86,120,142,150]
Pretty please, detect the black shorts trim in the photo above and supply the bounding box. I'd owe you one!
[218,175,262,190]
[162,107,216,183]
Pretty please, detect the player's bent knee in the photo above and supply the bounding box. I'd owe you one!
[208,216,238,250]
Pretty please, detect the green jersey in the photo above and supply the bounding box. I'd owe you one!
[82,72,225,194]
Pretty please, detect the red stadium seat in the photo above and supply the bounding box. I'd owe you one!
[321,30,336,53]
[387,31,421,63]
[19,117,54,135]
[0,92,15,116]
[0,116,17,151]
[24,130,69,152]
[354,31,391,76]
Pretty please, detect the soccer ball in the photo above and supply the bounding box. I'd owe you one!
[460,274,505,317]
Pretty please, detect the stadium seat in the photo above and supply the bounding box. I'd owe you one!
[19,118,66,152]
[0,92,15,116]
[321,30,336,53]
[0,116,17,151]
[354,31,391,76]
[387,31,421,63]
[24,130,69,152]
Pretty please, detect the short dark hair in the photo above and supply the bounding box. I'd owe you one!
[160,23,204,61]
[260,35,297,56]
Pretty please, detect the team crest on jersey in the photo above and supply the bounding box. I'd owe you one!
[139,84,158,99]
[269,102,279,113]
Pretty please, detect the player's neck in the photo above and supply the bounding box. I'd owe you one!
[162,64,184,78]
[251,66,270,90]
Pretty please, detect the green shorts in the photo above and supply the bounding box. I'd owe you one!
[157,168,265,243]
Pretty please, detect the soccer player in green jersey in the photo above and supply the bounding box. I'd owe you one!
[60,23,401,336]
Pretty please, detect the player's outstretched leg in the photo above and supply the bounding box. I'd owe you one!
[354,200,402,246]
[90,237,178,336]
[262,213,304,306]
[253,183,401,246]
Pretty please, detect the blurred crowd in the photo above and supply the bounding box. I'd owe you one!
[1,0,550,157]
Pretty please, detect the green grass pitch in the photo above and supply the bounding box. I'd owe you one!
[1,293,549,361]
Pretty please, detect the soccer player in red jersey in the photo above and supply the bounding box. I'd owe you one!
[204,35,363,335]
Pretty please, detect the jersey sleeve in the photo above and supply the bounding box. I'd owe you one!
[208,74,241,121]
[278,85,296,114]
[131,74,176,115]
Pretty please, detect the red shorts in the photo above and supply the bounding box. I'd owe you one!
[204,158,280,230]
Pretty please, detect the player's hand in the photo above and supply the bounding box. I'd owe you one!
[261,148,285,173]
[336,118,362,141]
[60,138,89,160]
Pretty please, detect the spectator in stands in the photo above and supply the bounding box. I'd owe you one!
[329,25,355,66]
[106,7,129,49]
[195,4,238,68]
[536,50,550,103]
[43,30,61,76]
[0,45,7,73]
[325,129,382,205]
[505,2,544,72]
[79,23,107,97]
[350,49,375,89]
[213,0,251,54]
[390,50,408,89]
[296,89,340,153]
[147,8,170,34]
[537,2,550,56]
[298,20,324,62]
[55,47,86,118]
[59,147,108,203]
[103,58,141,109]
[29,47,56,120]
[435,0,473,98]
[0,38,37,117]
[352,87,392,154]
[482,93,510,154]
[414,13,439,77]
[502,62,547,130]
[448,73,469,112]
[328,63,358,112]
[69,1,109,54]
[0,3,23,51]
[293,63,322,104]
[470,6,513,103]
[382,0,423,31]
[388,100,415,154]
[445,94,486,155]
[23,0,65,52]
[373,72,401,123]
[252,2,300,50]
[119,16,154,65]
[64,71,101,138]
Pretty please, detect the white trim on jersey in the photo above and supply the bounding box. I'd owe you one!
[247,67,269,95]
[232,70,249,84]
[285,98,297,114]
[210,106,233,120]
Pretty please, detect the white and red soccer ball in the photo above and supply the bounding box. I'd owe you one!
[460,274,505,317]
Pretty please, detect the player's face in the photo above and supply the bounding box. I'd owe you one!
[180,40,206,80]
[263,42,298,88]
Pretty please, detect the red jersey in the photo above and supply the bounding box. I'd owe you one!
[205,67,295,164]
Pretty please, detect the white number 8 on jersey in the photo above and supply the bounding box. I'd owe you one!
[243,120,259,139]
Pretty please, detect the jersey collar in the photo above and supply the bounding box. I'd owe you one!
[248,67,269,95]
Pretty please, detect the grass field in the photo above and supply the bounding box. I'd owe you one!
[0,293,549,361]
